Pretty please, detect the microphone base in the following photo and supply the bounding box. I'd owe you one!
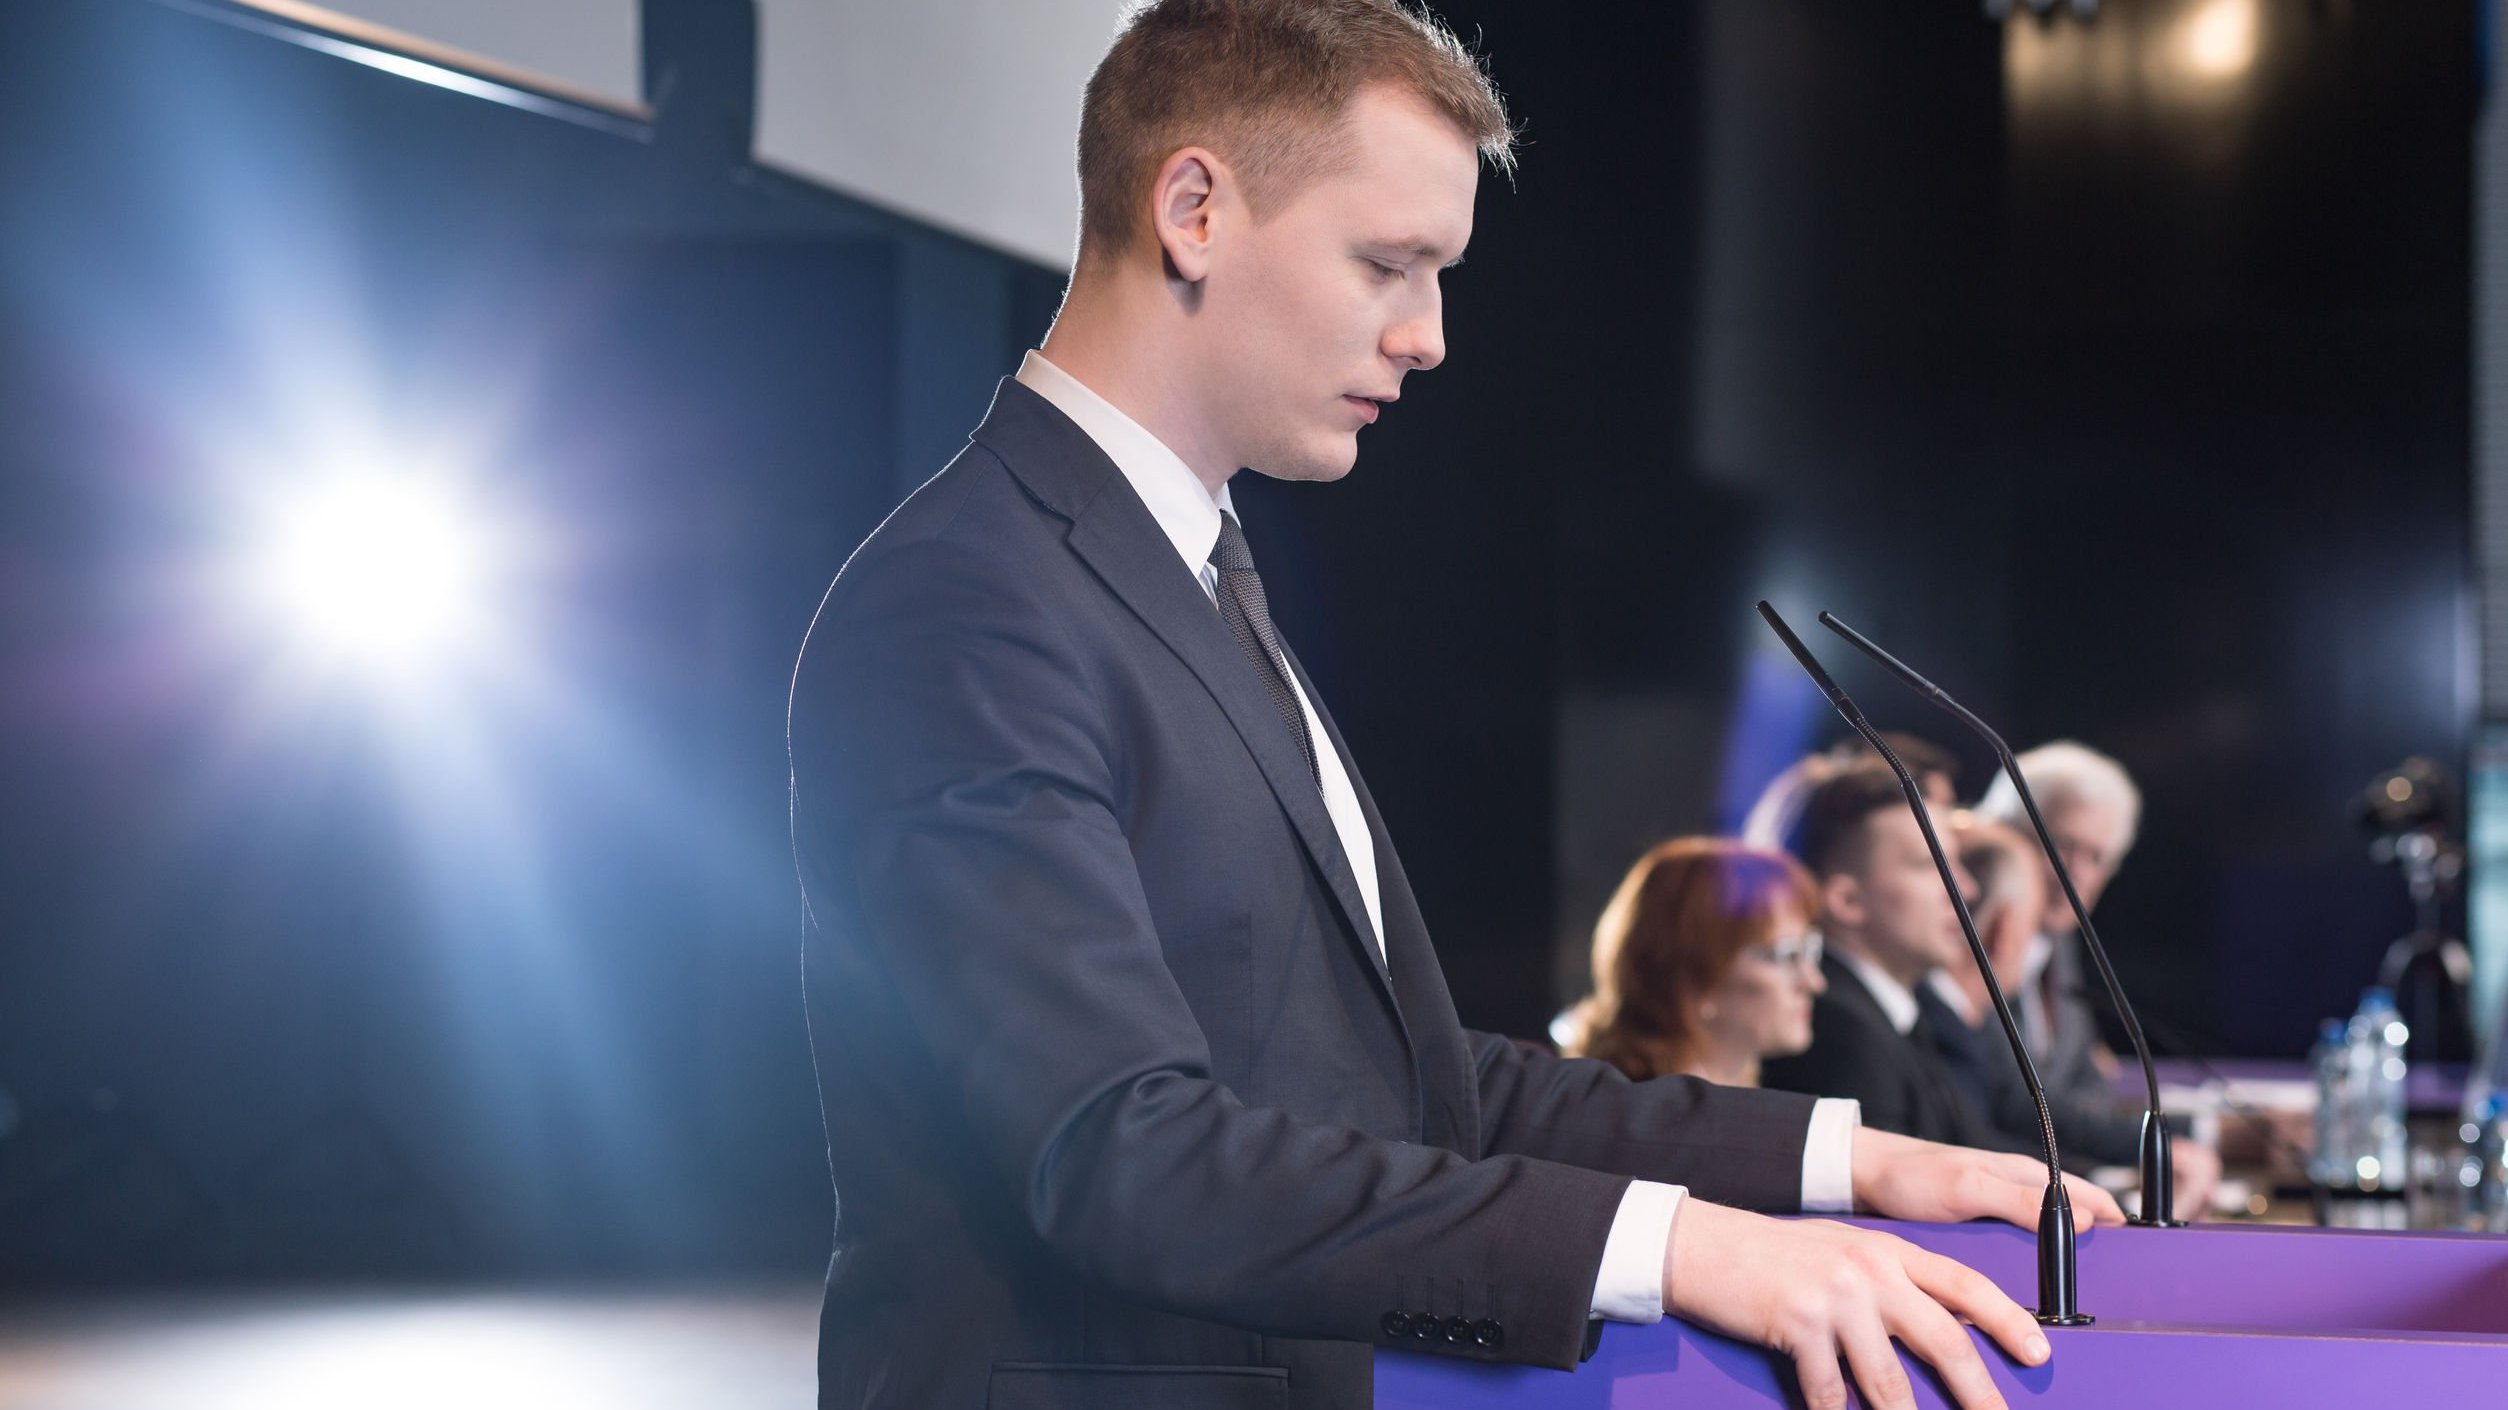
[2137,1110,2181,1228]
[2036,1178,2091,1325]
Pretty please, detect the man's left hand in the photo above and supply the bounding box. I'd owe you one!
[1850,1128,2128,1229]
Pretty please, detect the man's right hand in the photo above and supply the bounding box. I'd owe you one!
[1665,1197,2050,1410]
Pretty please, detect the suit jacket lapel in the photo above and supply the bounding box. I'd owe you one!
[1280,644,1475,1146]
[1819,953,1889,1028]
[973,381,1392,1006]
[1279,645,1420,983]
[1820,954,1920,1081]
[1825,955,1979,1144]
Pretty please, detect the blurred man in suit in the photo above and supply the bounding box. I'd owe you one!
[789,5,2116,1408]
[1761,764,2032,1156]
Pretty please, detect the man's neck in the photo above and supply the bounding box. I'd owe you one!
[1830,932,1929,991]
[1040,280,1239,498]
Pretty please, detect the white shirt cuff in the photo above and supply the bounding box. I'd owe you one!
[1588,1179,1685,1323]
[1801,1097,1862,1213]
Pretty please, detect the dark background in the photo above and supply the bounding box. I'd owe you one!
[0,0,2477,1283]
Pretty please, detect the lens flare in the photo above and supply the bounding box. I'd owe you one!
[246,477,495,670]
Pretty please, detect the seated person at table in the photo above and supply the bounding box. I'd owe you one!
[1758,763,2034,1155]
[1557,838,1826,1088]
[1932,814,2221,1207]
[1973,740,2139,1098]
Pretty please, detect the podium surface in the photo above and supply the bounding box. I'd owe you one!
[1377,1219,2508,1407]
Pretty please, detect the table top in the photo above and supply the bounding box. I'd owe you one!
[2125,1056,2468,1114]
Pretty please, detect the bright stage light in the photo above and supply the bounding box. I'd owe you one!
[2179,0,2258,82]
[245,476,497,670]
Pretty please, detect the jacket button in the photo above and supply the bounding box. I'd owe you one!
[1380,1311,1410,1339]
[1475,1319,1504,1350]
[1411,1316,1437,1341]
[1442,1315,1473,1344]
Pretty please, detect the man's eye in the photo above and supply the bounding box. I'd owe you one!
[1365,259,1403,282]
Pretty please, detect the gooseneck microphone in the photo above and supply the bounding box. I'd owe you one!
[1755,602,2090,1326]
[1815,610,2182,1229]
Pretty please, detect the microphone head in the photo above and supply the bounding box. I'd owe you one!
[1755,602,1854,710]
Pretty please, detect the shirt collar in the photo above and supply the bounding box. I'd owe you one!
[1836,947,1925,1037]
[2017,931,2057,988]
[1016,350,1231,580]
[1923,969,1978,1026]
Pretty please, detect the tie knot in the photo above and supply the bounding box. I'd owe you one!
[1209,511,1256,575]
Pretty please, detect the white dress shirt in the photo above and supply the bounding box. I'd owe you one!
[1838,947,1925,1037]
[1013,350,1858,1326]
[1925,969,1979,1027]
[2015,931,2059,1057]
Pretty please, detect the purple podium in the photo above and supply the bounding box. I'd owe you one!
[1377,1220,2508,1407]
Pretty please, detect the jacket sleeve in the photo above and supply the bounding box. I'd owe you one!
[1464,1032,1816,1212]
[792,527,1629,1370]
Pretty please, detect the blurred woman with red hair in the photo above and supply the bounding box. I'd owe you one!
[1559,838,1826,1087]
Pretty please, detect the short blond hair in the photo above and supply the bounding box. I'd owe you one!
[1076,0,1517,265]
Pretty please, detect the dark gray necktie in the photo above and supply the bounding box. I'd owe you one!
[1209,511,1320,786]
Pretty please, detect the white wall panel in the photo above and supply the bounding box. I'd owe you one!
[754,0,1127,268]
[309,0,642,106]
[271,0,1123,267]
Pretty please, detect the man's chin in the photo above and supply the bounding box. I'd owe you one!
[1244,446,1359,484]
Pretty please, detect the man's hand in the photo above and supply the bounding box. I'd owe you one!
[2219,1106,2312,1180]
[1666,1198,2047,1410]
[1851,1128,2128,1229]
[2163,1139,2220,1220]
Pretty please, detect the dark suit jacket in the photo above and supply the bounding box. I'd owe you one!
[788,379,1821,1410]
[1762,954,2033,1158]
[1918,983,2143,1171]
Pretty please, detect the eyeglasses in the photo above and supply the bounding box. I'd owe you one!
[1746,930,1824,972]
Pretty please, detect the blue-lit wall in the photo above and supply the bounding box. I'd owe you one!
[0,0,1061,1281]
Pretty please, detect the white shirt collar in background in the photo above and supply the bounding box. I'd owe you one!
[1837,947,1924,1037]
[1924,969,1978,1026]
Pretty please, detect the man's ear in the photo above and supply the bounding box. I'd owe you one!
[1149,146,1226,284]
[1820,871,1864,931]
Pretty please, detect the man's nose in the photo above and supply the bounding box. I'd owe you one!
[1386,300,1445,371]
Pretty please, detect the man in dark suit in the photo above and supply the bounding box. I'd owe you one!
[1761,765,2035,1156]
[788,5,2116,1409]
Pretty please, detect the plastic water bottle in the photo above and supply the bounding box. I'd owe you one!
[2313,992,2414,1228]
[2353,987,2410,1194]
[2311,1018,2354,1190]
[2471,1094,2508,1234]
